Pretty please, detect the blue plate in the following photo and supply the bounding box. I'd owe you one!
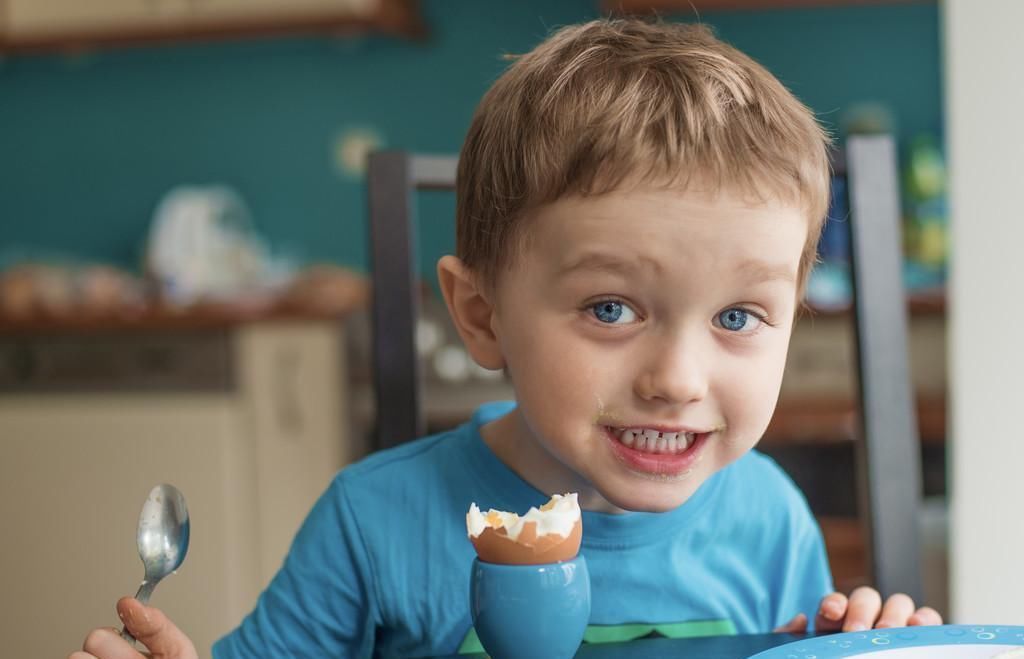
[749,625,1024,658]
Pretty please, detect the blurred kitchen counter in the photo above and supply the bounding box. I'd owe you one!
[0,300,362,335]
[0,313,367,659]
[0,261,370,336]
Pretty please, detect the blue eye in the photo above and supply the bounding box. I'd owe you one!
[591,300,637,324]
[717,308,759,332]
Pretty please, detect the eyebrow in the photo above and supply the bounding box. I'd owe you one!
[735,260,797,284]
[557,252,659,278]
[558,252,796,284]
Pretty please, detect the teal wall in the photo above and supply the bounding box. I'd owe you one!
[0,1,940,280]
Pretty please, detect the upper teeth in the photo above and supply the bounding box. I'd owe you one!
[617,428,697,454]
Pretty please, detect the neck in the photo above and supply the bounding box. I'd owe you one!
[480,409,627,514]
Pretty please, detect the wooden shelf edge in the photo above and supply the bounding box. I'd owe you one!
[803,292,946,318]
[353,377,947,447]
[763,395,946,445]
[601,0,934,15]
[0,1,426,55]
[0,303,361,335]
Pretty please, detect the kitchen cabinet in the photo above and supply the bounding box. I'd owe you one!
[0,321,364,659]
[0,0,424,52]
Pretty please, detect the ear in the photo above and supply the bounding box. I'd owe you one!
[437,255,505,370]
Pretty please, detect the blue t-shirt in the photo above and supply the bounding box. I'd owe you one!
[214,401,833,658]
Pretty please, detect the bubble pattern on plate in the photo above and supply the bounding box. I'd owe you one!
[749,625,1024,659]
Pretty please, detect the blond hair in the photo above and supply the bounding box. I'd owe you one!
[456,18,831,295]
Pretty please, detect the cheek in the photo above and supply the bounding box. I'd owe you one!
[504,314,589,377]
[717,339,790,427]
[514,341,602,402]
[505,327,608,419]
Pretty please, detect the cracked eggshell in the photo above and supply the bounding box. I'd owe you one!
[466,494,583,565]
[470,518,582,565]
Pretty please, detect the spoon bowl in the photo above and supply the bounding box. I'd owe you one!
[120,483,190,643]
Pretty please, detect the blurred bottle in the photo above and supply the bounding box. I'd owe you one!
[903,134,948,276]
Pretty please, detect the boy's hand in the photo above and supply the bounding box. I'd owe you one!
[67,597,198,659]
[774,587,943,634]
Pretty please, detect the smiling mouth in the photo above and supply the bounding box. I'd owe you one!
[602,425,714,477]
[608,427,708,455]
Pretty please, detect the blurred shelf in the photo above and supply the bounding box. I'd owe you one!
[351,378,945,447]
[602,0,932,13]
[349,379,516,432]
[806,291,946,317]
[0,0,425,54]
[762,395,946,445]
[0,304,352,335]
[0,303,357,336]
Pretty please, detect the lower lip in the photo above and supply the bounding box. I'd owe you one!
[604,427,709,477]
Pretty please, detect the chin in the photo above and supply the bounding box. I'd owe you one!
[599,479,702,513]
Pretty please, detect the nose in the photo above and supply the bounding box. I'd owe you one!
[633,330,709,405]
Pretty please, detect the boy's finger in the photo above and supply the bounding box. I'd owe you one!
[67,653,100,659]
[818,592,848,622]
[875,593,915,628]
[117,597,197,658]
[811,592,848,631]
[81,627,145,659]
[908,606,943,626]
[842,586,882,632]
[773,613,808,633]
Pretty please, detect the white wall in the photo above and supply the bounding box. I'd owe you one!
[946,0,1024,624]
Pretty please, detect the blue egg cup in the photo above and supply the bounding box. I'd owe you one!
[470,555,591,659]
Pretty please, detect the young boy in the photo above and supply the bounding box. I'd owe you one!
[72,18,941,659]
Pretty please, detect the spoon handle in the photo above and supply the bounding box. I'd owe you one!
[119,580,159,644]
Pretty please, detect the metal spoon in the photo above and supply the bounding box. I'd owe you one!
[120,483,190,644]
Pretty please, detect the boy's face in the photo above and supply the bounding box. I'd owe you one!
[483,184,807,513]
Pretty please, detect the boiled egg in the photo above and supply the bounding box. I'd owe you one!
[466,493,582,565]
